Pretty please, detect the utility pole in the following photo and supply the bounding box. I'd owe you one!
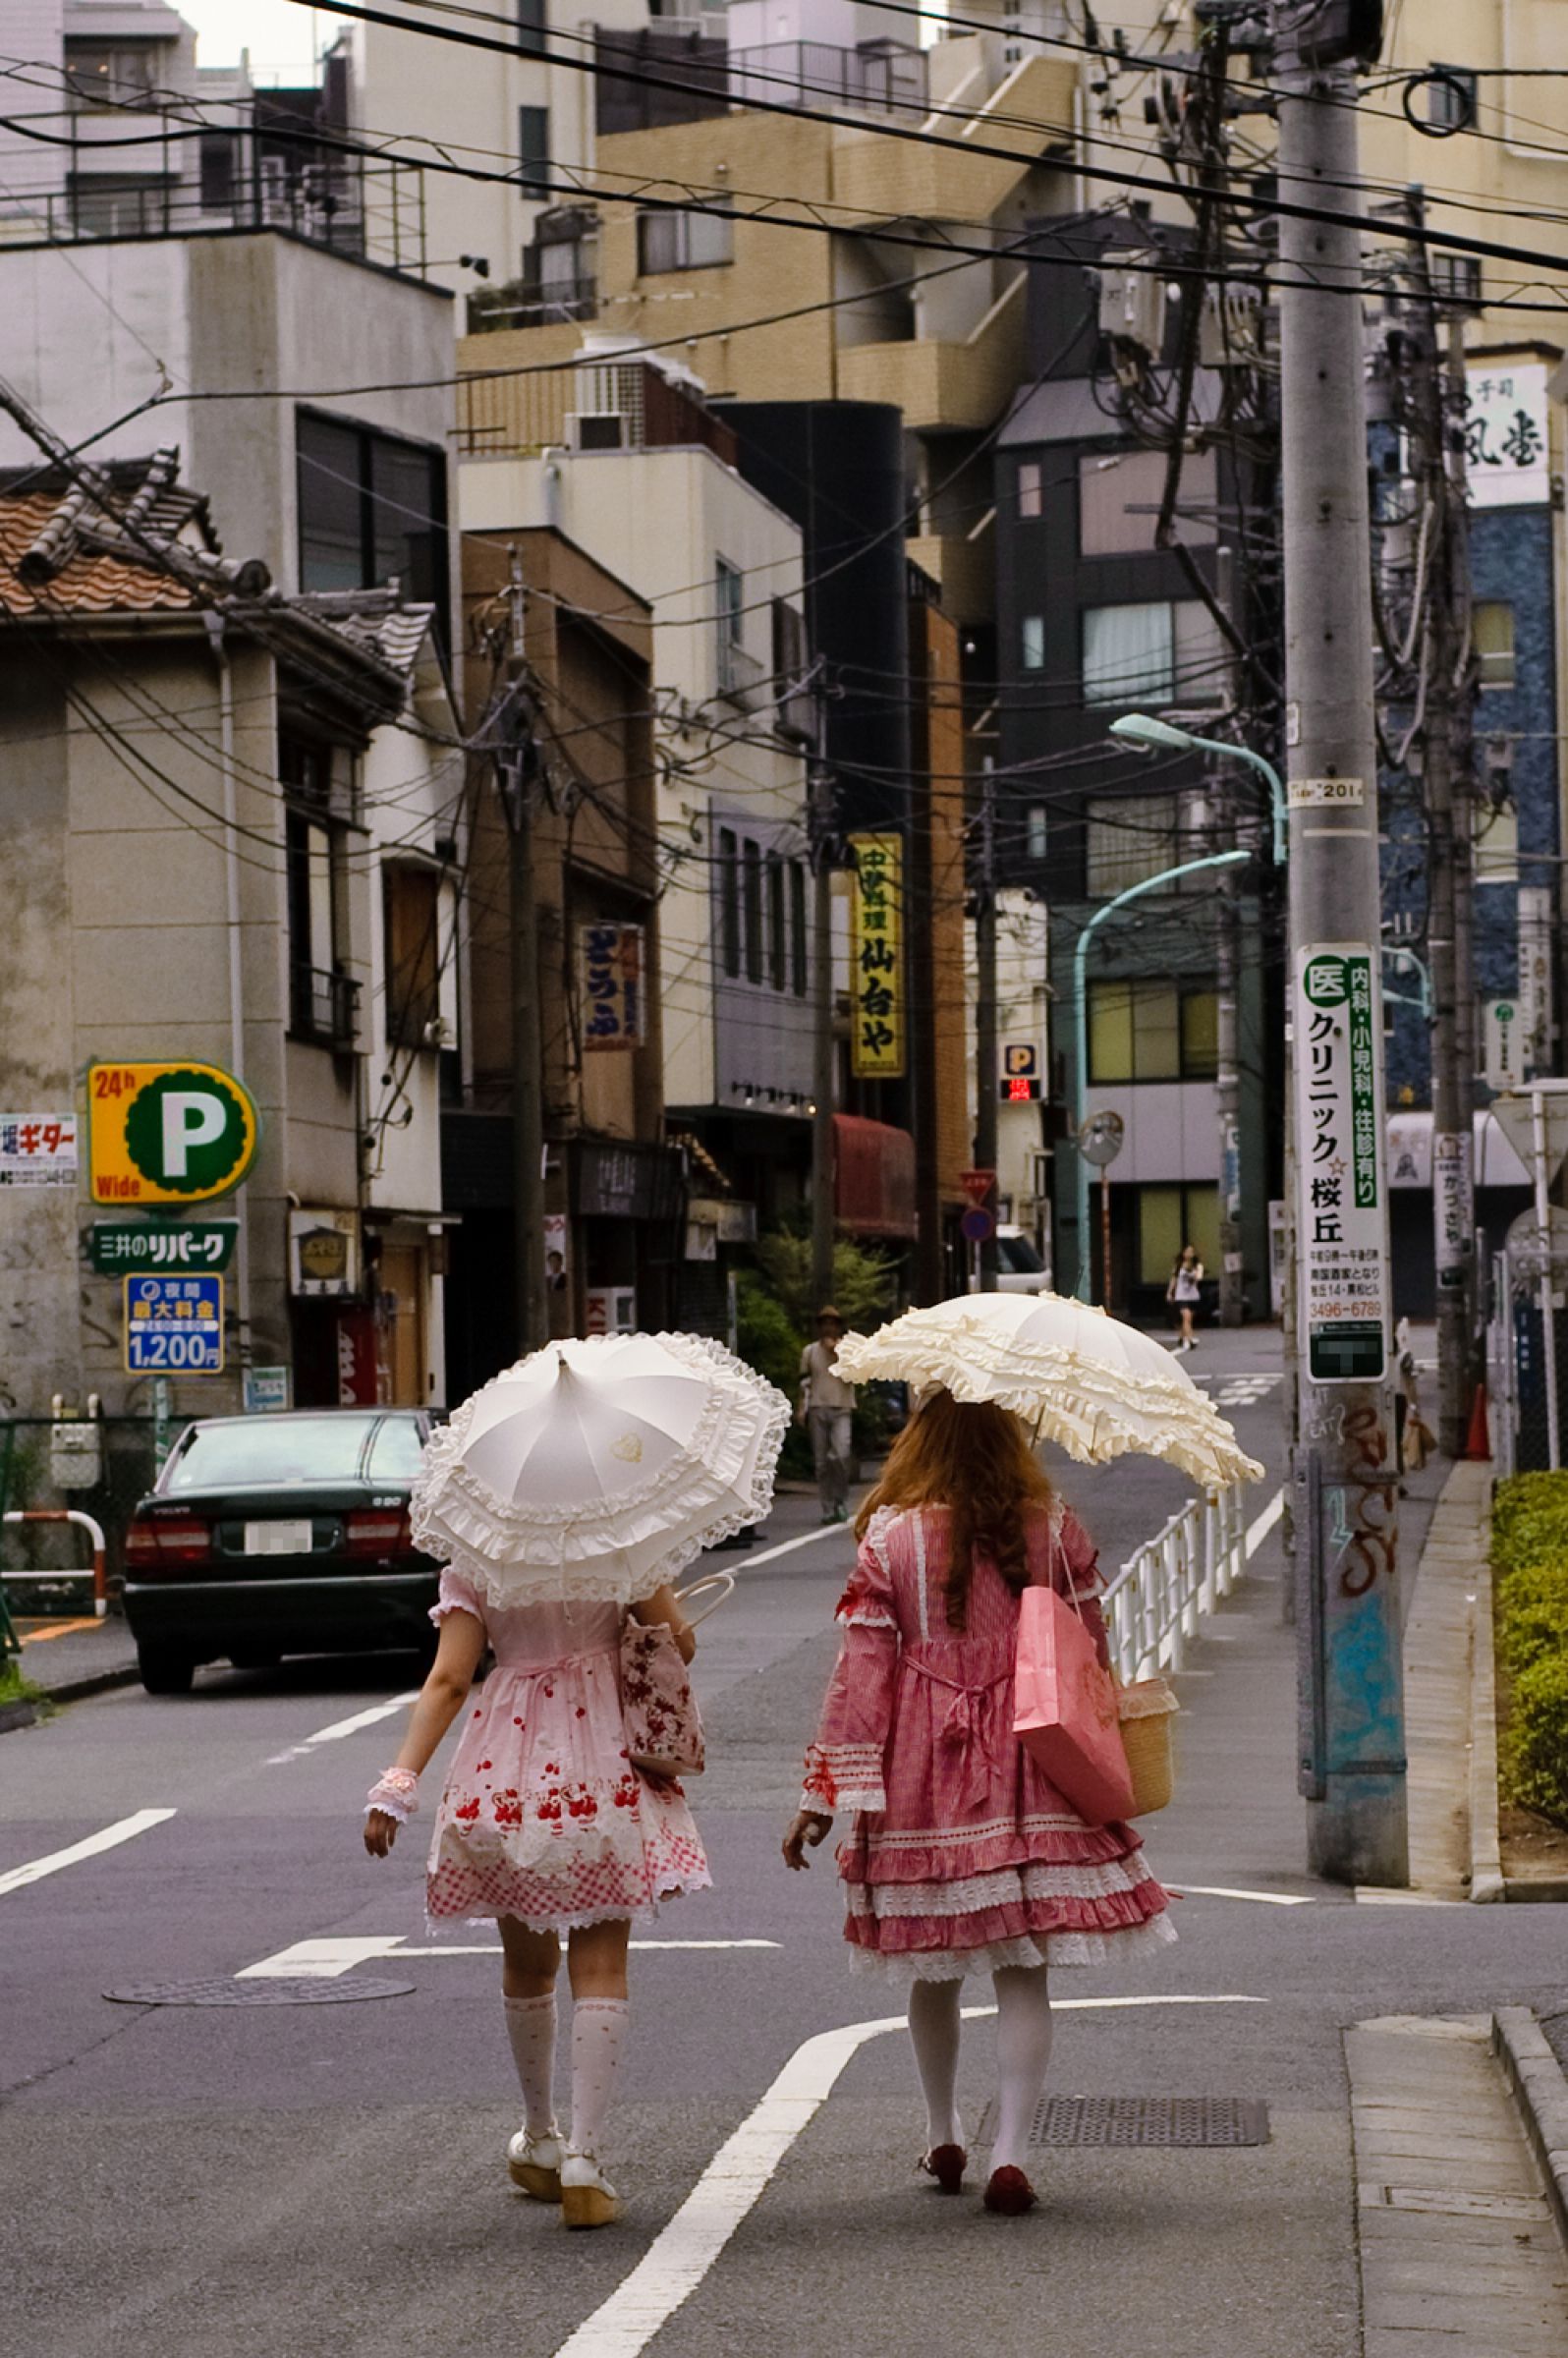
[1275,7,1408,1886]
[810,732,837,1318]
[1214,770,1246,1327]
[1444,312,1482,1431]
[499,547,548,1358]
[974,758,999,1289]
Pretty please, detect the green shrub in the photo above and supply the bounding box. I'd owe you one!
[753,1232,898,1335]
[1506,1651,1568,1825]
[1491,1471,1568,1581]
[733,1272,812,1481]
[1496,1560,1568,1677]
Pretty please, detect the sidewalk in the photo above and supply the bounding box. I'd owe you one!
[11,1609,139,1705]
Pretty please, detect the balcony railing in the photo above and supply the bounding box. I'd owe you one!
[467,274,598,335]
[291,963,361,1051]
[727,39,928,117]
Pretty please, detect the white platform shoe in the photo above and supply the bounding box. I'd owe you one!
[560,2149,621,2229]
[507,2127,563,2202]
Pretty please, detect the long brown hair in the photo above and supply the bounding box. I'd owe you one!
[855,1391,1052,1631]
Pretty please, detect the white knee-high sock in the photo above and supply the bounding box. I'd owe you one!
[571,1997,630,2157]
[503,1992,558,2136]
[989,1964,1052,2174]
[907,1976,964,2150]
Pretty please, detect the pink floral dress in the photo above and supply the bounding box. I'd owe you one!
[425,1569,710,1932]
[801,1501,1175,1982]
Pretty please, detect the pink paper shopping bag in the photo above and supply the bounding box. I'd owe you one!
[1013,1585,1136,1825]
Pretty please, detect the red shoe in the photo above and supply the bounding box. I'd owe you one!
[983,2165,1036,2216]
[920,2144,967,2194]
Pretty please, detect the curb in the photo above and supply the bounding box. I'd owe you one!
[39,1661,140,1705]
[1469,1550,1506,1903]
[1492,2007,1568,2247]
[0,1697,38,1733]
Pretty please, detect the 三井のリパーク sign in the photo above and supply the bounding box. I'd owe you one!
[849,831,905,1079]
[88,1062,258,1206]
[1294,945,1390,1382]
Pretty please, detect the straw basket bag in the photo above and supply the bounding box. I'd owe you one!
[1116,1677,1179,1816]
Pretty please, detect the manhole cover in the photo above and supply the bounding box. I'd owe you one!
[977,2095,1270,2148]
[104,1977,415,2008]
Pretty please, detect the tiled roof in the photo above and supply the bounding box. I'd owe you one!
[295,589,438,680]
[0,487,202,617]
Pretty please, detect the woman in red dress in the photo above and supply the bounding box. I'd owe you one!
[784,1392,1173,2215]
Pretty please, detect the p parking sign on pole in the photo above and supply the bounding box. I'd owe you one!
[89,1063,258,1207]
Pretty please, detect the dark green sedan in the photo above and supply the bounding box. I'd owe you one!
[123,1410,438,1694]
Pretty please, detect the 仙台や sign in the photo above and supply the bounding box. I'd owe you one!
[849,831,905,1079]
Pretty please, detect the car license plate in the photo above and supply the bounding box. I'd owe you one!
[244,1519,313,1556]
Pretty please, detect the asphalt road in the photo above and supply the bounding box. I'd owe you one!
[5,1329,1566,2358]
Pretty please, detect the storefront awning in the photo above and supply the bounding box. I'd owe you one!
[834,1114,917,1241]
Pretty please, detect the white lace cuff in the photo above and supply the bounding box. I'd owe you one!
[366,1767,419,1824]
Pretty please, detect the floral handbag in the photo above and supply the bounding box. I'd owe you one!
[619,1573,733,1779]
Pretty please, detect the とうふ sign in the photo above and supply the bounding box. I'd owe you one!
[849,831,906,1079]
[580,922,645,1051]
[88,1062,259,1207]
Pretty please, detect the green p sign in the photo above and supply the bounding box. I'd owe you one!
[89,1062,260,1206]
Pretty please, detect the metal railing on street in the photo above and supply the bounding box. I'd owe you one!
[1103,1483,1257,1683]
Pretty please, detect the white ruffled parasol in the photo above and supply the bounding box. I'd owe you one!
[410,1331,790,1609]
[835,1291,1263,1491]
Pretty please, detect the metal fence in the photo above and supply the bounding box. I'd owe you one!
[1486,1243,1568,1478]
[0,1417,168,1611]
[1103,1483,1264,1683]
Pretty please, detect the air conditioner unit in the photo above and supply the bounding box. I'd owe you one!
[566,411,625,451]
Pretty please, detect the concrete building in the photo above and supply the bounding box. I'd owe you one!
[0,461,461,1429]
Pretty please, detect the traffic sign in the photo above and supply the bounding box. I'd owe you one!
[124,1275,225,1374]
[960,1207,995,1244]
[960,1167,997,1206]
[89,1062,258,1207]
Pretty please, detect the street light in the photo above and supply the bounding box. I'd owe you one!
[1073,848,1251,1302]
[1109,713,1287,868]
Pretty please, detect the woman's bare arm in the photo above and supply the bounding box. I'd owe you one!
[364,1607,485,1857]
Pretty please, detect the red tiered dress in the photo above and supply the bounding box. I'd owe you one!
[801,1501,1175,1982]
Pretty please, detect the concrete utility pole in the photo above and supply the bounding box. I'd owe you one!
[500,548,548,1358]
[974,758,1000,1289]
[1275,9,1408,1886]
[1214,780,1246,1327]
[810,746,837,1318]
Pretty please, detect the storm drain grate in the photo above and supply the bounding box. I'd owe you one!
[977,2095,1270,2148]
[104,1977,416,2008]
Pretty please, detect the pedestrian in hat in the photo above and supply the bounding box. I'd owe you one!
[799,1305,857,1525]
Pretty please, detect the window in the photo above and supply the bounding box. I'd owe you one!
[790,860,808,996]
[1138,1185,1220,1288]
[1474,600,1515,689]
[199,132,240,213]
[382,863,441,1049]
[1083,600,1173,704]
[742,838,763,985]
[1432,252,1482,306]
[519,106,550,194]
[715,558,743,646]
[64,42,158,106]
[517,0,547,55]
[68,177,164,238]
[1428,65,1477,132]
[719,826,740,977]
[637,204,733,275]
[1171,598,1230,708]
[767,852,786,990]
[772,598,812,739]
[1079,448,1215,556]
[1021,614,1046,671]
[297,411,449,646]
[1085,792,1177,896]
[1017,460,1042,519]
[284,738,354,1046]
[1088,978,1218,1083]
[1026,805,1047,860]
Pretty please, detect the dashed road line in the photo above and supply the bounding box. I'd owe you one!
[237,1935,780,1978]
[549,1993,1266,2358]
[265,1692,420,1767]
[0,1808,177,1896]
[1168,1882,1316,1907]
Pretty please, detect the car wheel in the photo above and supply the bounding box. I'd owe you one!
[229,1649,281,1672]
[138,1645,196,1697]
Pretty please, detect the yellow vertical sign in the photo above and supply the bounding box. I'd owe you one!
[849,831,905,1079]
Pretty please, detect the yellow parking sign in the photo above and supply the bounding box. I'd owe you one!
[89,1062,259,1207]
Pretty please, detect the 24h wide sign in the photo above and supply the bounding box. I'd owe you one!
[88,1062,259,1207]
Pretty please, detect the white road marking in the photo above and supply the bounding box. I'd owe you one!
[550,1993,1265,2358]
[1168,1883,1316,1907]
[1354,1888,1463,1907]
[0,1808,176,1896]
[1245,1485,1285,1555]
[721,1522,852,1573]
[265,1692,420,1767]
[238,1936,780,1979]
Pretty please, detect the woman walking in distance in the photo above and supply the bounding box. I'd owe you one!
[364,1572,706,2228]
[783,1393,1172,2215]
[1167,1243,1204,1352]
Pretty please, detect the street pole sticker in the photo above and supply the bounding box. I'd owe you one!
[89,1062,258,1206]
[1295,944,1390,1382]
[124,1276,225,1374]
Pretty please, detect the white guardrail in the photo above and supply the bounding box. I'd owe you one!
[1102,1483,1280,1685]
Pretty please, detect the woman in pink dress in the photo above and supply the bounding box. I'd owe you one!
[364,1571,707,2228]
[784,1391,1173,2215]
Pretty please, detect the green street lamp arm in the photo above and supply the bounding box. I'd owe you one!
[1072,848,1251,1303]
[1108,715,1287,867]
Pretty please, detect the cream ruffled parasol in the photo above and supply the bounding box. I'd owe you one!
[835,1291,1263,1491]
[410,1332,790,1609]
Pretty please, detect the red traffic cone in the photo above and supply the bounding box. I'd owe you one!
[1463,1383,1490,1463]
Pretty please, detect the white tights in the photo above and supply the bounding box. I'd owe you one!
[906,1963,1053,2173]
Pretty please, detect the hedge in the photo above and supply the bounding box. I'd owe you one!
[1492,1471,1568,1825]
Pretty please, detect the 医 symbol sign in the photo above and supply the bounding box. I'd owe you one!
[89,1063,259,1206]
[1294,944,1389,1382]
[123,1275,225,1374]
